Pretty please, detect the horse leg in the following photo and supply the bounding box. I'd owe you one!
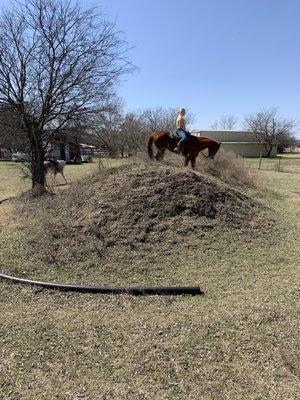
[190,156,196,170]
[61,171,68,184]
[155,149,165,161]
[184,155,190,167]
[44,172,50,190]
[44,170,54,193]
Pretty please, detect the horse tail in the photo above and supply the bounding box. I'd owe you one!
[147,133,155,159]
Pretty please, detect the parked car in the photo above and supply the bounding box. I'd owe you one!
[12,152,28,162]
[80,155,92,163]
[68,155,83,163]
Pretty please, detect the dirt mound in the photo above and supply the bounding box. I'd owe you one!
[47,164,264,249]
[2,163,273,280]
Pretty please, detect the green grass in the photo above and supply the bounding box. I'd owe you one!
[0,158,299,399]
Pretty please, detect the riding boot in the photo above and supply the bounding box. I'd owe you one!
[174,143,183,154]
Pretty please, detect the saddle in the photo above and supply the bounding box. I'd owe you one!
[167,132,177,140]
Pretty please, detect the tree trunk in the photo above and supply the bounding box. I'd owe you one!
[264,144,273,158]
[22,113,46,196]
[29,130,46,195]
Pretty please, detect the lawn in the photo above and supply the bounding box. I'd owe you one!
[245,155,300,174]
[0,161,29,199]
[0,158,127,200]
[0,157,299,399]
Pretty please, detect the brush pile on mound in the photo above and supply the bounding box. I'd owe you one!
[43,164,265,249]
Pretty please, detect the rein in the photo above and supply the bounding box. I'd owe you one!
[200,151,210,159]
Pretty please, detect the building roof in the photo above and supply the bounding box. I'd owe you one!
[192,129,253,134]
[79,143,96,149]
[221,141,262,145]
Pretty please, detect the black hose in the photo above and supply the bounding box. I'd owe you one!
[0,198,12,205]
[0,272,203,296]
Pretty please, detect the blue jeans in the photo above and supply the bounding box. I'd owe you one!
[176,129,188,146]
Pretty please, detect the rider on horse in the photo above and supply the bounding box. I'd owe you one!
[174,108,189,153]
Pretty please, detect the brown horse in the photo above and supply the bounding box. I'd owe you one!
[147,131,221,169]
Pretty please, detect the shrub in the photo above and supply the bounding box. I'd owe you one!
[195,149,258,188]
[136,149,259,189]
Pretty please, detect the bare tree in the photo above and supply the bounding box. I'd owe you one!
[244,108,297,157]
[139,107,177,132]
[0,0,132,194]
[94,109,148,157]
[0,104,28,151]
[92,106,195,157]
[211,114,237,130]
[120,112,148,154]
[91,97,125,157]
[140,107,194,132]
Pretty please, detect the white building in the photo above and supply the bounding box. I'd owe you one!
[193,130,277,158]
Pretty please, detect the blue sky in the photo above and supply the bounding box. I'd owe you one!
[93,0,300,133]
[1,0,299,134]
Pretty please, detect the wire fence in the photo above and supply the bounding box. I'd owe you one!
[246,155,300,174]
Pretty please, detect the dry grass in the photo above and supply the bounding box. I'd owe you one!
[0,157,299,399]
[136,149,260,190]
[246,156,300,174]
[195,149,258,188]
[0,158,127,200]
[0,161,29,199]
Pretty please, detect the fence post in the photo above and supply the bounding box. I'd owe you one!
[258,150,263,170]
[278,156,282,172]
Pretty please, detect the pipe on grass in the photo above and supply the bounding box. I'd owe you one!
[0,272,203,296]
[0,198,12,205]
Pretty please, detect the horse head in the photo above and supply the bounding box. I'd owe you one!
[209,141,222,159]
